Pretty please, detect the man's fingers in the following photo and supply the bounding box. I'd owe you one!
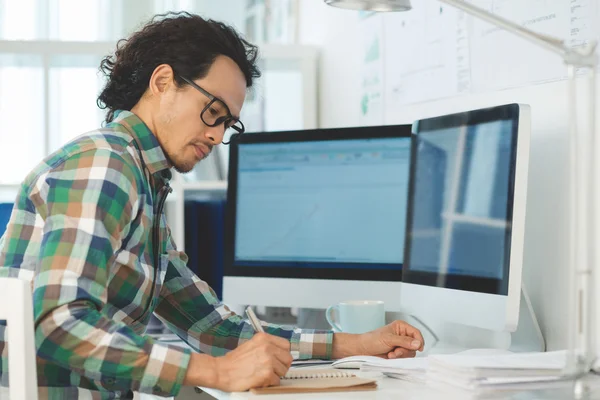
[386,348,417,359]
[271,357,290,378]
[398,349,416,358]
[386,333,422,351]
[271,346,294,369]
[253,332,291,351]
[266,333,292,350]
[259,372,280,388]
[269,373,281,387]
[403,324,425,351]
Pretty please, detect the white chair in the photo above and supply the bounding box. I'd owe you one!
[0,278,38,400]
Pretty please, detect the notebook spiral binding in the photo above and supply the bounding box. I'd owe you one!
[283,370,355,380]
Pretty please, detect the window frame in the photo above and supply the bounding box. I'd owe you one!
[0,40,114,188]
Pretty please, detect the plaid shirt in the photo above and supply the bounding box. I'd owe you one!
[0,110,333,399]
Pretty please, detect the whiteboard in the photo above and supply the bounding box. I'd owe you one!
[379,0,599,117]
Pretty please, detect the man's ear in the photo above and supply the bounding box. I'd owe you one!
[148,64,175,95]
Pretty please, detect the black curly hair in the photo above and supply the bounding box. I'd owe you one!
[97,12,260,124]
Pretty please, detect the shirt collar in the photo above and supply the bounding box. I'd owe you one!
[109,110,172,179]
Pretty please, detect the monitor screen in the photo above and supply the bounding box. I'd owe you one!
[225,125,412,281]
[403,105,522,295]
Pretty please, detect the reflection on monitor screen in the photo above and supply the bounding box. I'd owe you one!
[405,118,516,295]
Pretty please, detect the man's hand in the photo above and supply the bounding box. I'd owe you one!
[332,320,425,359]
[213,333,293,392]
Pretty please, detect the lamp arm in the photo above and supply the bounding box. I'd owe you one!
[440,0,598,382]
[438,0,597,67]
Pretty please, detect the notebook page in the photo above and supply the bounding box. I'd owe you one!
[362,357,428,370]
[361,357,428,375]
[331,355,385,367]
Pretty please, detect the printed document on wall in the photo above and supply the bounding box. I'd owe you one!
[359,14,384,126]
[469,0,593,91]
[382,1,471,115]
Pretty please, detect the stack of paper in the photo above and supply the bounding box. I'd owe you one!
[350,349,511,382]
[426,350,572,395]
[360,357,428,383]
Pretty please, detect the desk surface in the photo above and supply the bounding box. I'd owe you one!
[199,372,600,400]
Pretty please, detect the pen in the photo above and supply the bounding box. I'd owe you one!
[245,306,265,333]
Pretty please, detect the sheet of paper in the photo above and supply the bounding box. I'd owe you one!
[383,1,469,114]
[468,0,600,91]
[363,357,429,370]
[431,350,567,370]
[381,0,600,114]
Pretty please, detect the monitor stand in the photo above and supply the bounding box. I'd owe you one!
[405,284,545,355]
[510,284,545,352]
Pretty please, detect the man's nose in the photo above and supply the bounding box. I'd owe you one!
[205,125,225,145]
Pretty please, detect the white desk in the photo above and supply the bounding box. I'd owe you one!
[147,338,600,400]
[198,373,600,400]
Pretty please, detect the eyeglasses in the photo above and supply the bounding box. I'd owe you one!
[179,76,245,137]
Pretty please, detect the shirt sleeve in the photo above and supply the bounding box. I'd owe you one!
[154,233,334,360]
[31,148,190,397]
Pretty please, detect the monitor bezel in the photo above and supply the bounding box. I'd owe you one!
[224,125,412,282]
[402,104,522,296]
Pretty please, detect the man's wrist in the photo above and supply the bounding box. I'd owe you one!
[332,333,363,359]
[183,353,219,388]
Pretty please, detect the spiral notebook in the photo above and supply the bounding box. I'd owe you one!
[250,369,377,395]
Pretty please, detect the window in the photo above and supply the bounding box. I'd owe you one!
[0,0,121,41]
[0,0,293,185]
[0,0,123,184]
[48,55,106,152]
[0,0,40,40]
[0,54,44,183]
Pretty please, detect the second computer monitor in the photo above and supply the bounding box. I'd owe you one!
[402,104,531,332]
[223,125,412,309]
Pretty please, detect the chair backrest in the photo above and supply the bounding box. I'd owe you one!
[0,278,38,400]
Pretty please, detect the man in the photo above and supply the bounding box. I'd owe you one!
[0,12,424,399]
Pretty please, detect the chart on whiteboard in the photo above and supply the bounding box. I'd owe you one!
[469,0,596,91]
[382,0,599,110]
[383,2,470,107]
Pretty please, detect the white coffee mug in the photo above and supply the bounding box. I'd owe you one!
[325,300,385,334]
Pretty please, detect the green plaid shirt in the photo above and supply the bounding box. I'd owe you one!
[0,110,333,399]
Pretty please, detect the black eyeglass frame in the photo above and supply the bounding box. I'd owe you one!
[179,75,245,136]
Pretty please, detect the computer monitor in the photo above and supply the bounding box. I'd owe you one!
[401,104,531,333]
[223,125,412,310]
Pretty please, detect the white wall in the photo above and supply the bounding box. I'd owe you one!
[297,1,593,351]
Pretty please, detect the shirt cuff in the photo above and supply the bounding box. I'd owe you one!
[138,342,192,397]
[289,329,334,360]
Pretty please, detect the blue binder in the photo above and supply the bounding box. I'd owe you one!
[184,199,226,299]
